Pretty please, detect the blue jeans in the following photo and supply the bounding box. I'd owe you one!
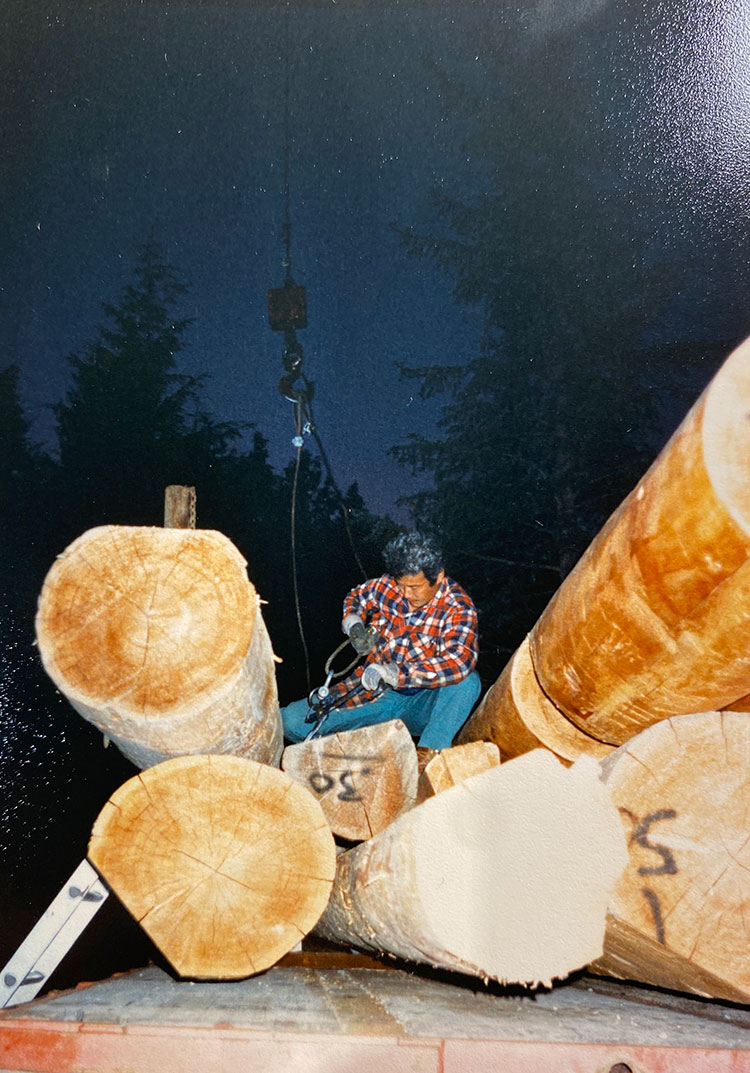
[281,670,481,749]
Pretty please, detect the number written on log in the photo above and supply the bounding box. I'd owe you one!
[631,808,678,876]
[619,806,678,945]
[640,888,667,946]
[308,768,372,802]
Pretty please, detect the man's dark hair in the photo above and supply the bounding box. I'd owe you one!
[382,531,444,585]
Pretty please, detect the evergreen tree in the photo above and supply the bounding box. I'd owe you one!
[0,364,55,609]
[53,237,232,534]
[0,364,33,479]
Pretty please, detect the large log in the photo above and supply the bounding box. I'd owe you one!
[529,336,750,744]
[590,710,750,1003]
[281,720,418,841]
[457,636,614,764]
[88,754,336,979]
[315,750,628,986]
[35,525,283,769]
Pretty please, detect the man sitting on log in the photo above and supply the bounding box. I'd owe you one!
[281,531,481,749]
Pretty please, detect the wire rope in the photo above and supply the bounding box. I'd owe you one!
[305,398,368,582]
[277,0,367,694]
[289,403,312,695]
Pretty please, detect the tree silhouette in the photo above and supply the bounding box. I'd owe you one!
[52,237,240,534]
[392,10,742,679]
[0,364,58,612]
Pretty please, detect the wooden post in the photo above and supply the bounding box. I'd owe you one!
[526,336,750,744]
[281,720,418,841]
[457,637,615,764]
[88,755,336,979]
[315,751,628,987]
[590,710,750,1003]
[35,525,283,769]
[164,485,196,529]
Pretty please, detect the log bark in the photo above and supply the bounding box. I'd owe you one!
[35,525,283,769]
[590,710,750,1003]
[316,750,628,987]
[281,719,418,841]
[457,636,614,764]
[529,336,750,744]
[88,754,336,980]
[415,740,501,804]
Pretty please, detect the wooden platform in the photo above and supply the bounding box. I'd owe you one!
[2,960,750,1072]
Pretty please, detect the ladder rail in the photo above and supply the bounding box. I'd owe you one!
[1,859,109,1008]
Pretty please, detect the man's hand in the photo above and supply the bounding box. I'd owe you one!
[361,662,399,692]
[343,614,376,656]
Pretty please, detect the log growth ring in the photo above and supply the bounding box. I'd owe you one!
[88,755,336,979]
[600,710,750,993]
[36,526,256,718]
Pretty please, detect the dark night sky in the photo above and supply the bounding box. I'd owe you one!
[6,0,750,518]
[6,0,750,993]
[2,0,500,519]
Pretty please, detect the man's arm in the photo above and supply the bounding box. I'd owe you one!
[341,578,378,628]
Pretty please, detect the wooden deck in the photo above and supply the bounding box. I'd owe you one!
[1,958,750,1072]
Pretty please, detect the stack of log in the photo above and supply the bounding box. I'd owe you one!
[32,337,750,1001]
[34,514,628,986]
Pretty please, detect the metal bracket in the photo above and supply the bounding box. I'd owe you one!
[1,859,109,1008]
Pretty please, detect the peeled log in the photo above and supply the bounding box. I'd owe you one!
[530,336,750,744]
[457,636,614,765]
[591,710,750,1003]
[316,751,628,986]
[88,754,336,979]
[281,720,418,841]
[35,525,283,769]
[416,740,501,804]
[722,692,750,712]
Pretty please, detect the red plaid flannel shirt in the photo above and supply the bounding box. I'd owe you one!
[329,574,478,709]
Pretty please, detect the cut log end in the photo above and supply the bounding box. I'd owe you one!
[416,740,501,803]
[282,720,417,841]
[595,709,750,1003]
[36,526,256,715]
[88,755,336,979]
[35,525,283,768]
[703,335,750,535]
[413,753,627,986]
